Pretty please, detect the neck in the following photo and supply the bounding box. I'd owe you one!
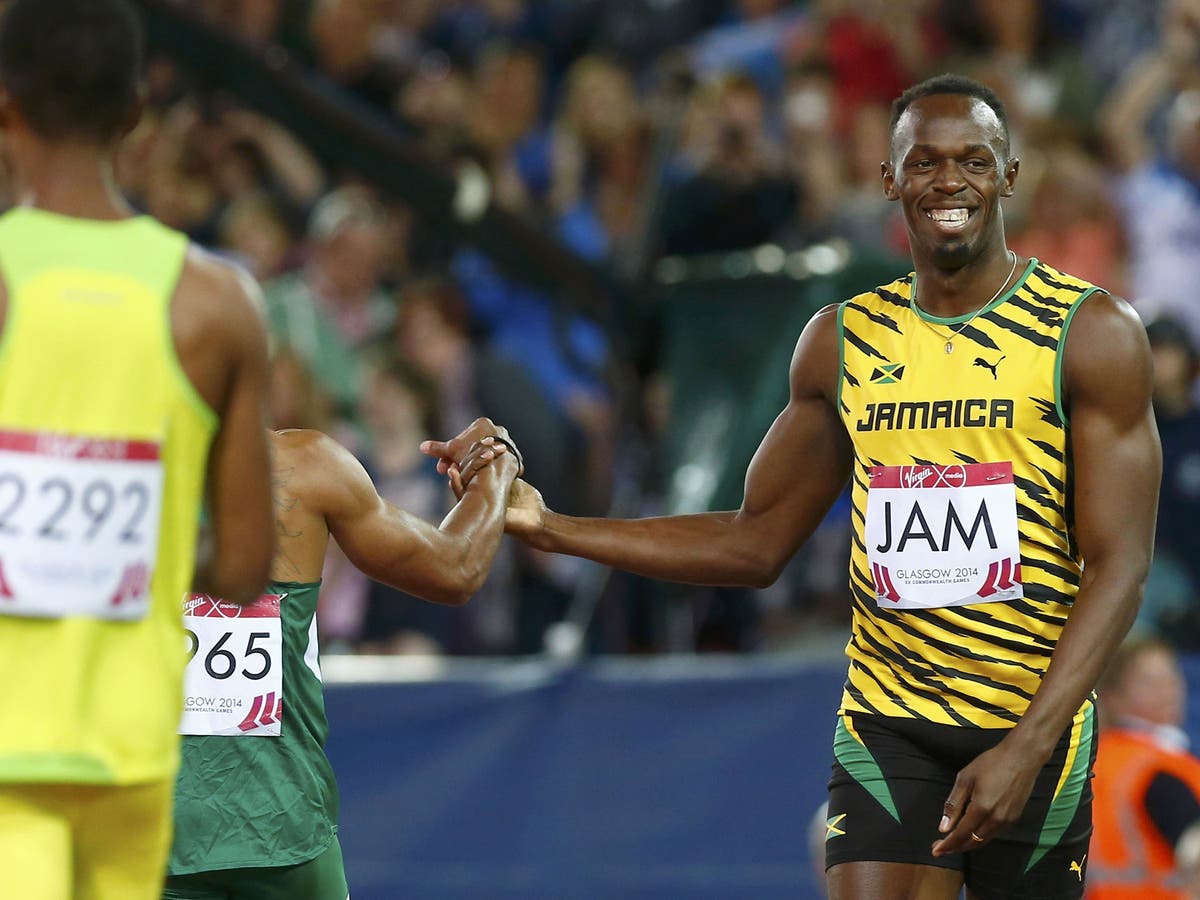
[7,135,133,221]
[914,242,1020,318]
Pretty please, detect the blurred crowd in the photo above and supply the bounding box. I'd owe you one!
[20,0,1200,656]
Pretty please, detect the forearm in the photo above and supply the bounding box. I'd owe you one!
[528,509,782,588]
[431,463,516,600]
[1010,563,1147,756]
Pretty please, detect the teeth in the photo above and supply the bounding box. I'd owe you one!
[928,209,969,224]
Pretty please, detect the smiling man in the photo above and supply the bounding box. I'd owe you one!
[427,73,1162,900]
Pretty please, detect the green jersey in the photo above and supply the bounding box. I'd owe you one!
[168,580,338,874]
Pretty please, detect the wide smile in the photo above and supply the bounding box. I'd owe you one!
[924,207,975,234]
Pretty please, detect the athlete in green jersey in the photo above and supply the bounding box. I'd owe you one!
[164,423,520,900]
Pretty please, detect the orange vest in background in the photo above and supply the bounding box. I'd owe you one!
[1087,728,1200,899]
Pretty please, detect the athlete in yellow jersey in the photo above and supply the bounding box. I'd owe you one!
[428,74,1161,900]
[0,1,274,898]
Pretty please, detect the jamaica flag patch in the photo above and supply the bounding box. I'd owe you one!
[869,363,905,384]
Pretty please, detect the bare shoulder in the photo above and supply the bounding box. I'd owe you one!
[175,245,266,343]
[271,427,334,462]
[171,245,270,411]
[271,428,374,510]
[271,428,356,484]
[789,302,842,402]
[1063,292,1152,410]
[1064,292,1150,375]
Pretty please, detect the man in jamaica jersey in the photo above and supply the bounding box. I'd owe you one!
[427,74,1161,900]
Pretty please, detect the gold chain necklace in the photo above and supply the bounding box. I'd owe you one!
[911,251,1018,354]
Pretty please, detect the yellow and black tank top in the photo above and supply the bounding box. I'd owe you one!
[0,208,216,784]
[837,258,1101,728]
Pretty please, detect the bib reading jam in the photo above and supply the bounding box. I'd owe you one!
[0,209,215,784]
[837,259,1100,728]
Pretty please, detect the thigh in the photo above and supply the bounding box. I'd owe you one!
[963,703,1096,900]
[828,861,965,900]
[825,713,964,874]
[0,784,72,900]
[74,780,175,900]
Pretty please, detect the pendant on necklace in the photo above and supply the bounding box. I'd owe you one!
[945,341,954,354]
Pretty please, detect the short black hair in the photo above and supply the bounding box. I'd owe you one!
[889,73,1010,160]
[0,0,143,142]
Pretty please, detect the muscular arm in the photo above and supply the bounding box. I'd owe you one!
[935,293,1160,854]
[1011,294,1159,756]
[505,306,853,587]
[303,432,519,606]
[175,252,275,605]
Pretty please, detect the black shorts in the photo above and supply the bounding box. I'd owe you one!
[825,702,1096,900]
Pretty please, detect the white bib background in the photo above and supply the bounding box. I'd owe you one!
[865,462,1023,610]
[0,429,163,620]
[180,593,284,737]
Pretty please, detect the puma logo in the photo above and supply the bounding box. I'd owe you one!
[1069,854,1086,881]
[973,355,1005,379]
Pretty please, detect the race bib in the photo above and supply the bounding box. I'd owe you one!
[0,429,163,620]
[180,593,283,737]
[865,462,1023,610]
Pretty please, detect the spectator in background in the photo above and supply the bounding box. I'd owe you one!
[778,60,843,244]
[396,52,473,155]
[688,0,810,100]
[192,0,287,48]
[1139,318,1200,647]
[217,192,296,280]
[465,41,549,212]
[306,0,401,109]
[829,100,907,255]
[1101,0,1200,343]
[1008,143,1126,295]
[1089,638,1200,899]
[118,98,323,249]
[264,186,396,434]
[658,71,797,254]
[550,55,650,262]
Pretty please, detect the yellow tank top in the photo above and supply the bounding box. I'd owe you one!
[838,258,1101,728]
[0,208,216,784]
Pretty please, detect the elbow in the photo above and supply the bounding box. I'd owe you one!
[744,562,783,590]
[728,544,786,589]
[426,584,475,607]
[429,561,486,607]
[721,516,792,589]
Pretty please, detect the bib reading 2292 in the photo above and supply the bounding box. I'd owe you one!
[835,259,1099,726]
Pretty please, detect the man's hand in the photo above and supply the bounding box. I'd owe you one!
[505,479,546,542]
[931,735,1047,856]
[446,437,514,497]
[420,417,519,477]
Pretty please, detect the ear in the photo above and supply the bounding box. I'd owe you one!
[1000,156,1020,197]
[882,160,899,201]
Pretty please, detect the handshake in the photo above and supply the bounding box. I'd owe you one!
[420,417,545,542]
